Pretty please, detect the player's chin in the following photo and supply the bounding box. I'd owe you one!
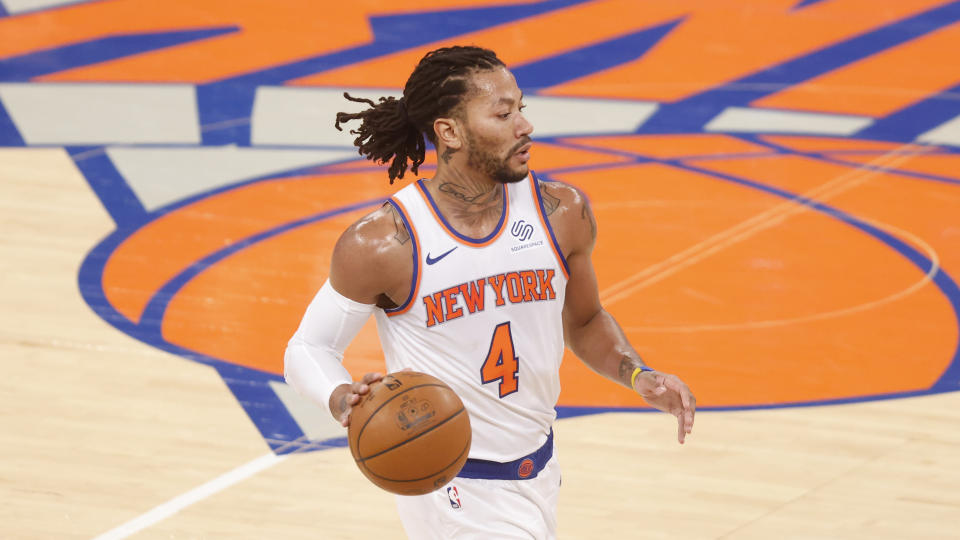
[507,165,529,183]
[511,158,530,177]
[494,163,529,184]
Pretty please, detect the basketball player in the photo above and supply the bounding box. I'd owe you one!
[284,46,695,539]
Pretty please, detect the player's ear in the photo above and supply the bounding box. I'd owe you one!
[434,117,463,151]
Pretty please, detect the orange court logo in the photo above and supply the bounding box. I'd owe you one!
[1,0,958,453]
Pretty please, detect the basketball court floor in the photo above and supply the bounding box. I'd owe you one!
[2,1,959,538]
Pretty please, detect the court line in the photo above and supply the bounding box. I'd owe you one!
[598,143,930,306]
[90,452,287,540]
[622,217,941,332]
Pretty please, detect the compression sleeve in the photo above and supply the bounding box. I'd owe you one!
[283,280,376,417]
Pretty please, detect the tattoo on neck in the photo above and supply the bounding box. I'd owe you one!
[438,182,500,205]
[441,147,458,164]
[389,205,410,245]
[540,183,560,215]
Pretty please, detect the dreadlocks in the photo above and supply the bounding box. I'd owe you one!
[334,46,506,183]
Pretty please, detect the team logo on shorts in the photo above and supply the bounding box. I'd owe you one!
[517,458,535,478]
[447,486,462,509]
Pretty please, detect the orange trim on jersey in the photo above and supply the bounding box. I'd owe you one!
[384,197,421,317]
[415,179,510,247]
[529,173,570,280]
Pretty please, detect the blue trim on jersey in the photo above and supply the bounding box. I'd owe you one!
[383,198,419,314]
[531,171,571,277]
[416,178,507,245]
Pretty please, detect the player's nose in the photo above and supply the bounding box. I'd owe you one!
[517,111,534,138]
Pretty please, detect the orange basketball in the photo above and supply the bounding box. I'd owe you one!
[347,371,472,496]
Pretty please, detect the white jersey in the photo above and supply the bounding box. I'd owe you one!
[373,172,569,462]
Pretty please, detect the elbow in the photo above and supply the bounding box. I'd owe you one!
[282,342,301,389]
[565,307,604,340]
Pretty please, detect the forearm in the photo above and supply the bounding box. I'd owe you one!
[284,340,352,414]
[283,280,374,416]
[566,308,649,389]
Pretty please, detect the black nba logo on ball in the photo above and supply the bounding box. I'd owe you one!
[395,396,436,431]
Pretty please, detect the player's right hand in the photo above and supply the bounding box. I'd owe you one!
[329,372,383,427]
[633,370,696,444]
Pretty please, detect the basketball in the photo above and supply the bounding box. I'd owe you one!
[347,371,472,496]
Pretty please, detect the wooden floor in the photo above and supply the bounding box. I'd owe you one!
[4,145,960,540]
[3,1,960,538]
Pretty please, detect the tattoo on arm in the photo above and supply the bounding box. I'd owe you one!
[540,183,560,215]
[441,147,458,164]
[388,205,410,245]
[618,355,636,386]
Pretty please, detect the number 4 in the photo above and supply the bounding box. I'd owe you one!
[481,322,519,398]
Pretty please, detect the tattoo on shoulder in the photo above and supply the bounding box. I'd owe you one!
[582,199,597,241]
[539,183,560,216]
[387,204,410,245]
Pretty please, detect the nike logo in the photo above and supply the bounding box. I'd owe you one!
[425,247,458,265]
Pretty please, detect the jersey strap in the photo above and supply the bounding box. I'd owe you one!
[456,429,553,480]
[529,172,570,279]
[382,197,421,316]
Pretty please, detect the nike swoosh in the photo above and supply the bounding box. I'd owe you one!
[425,246,458,265]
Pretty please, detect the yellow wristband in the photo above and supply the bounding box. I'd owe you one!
[630,366,653,388]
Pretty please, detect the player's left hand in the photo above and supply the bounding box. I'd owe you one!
[633,371,696,444]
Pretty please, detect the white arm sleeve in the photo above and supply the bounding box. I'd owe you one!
[283,280,376,417]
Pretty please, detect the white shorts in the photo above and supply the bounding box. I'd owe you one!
[395,453,561,540]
